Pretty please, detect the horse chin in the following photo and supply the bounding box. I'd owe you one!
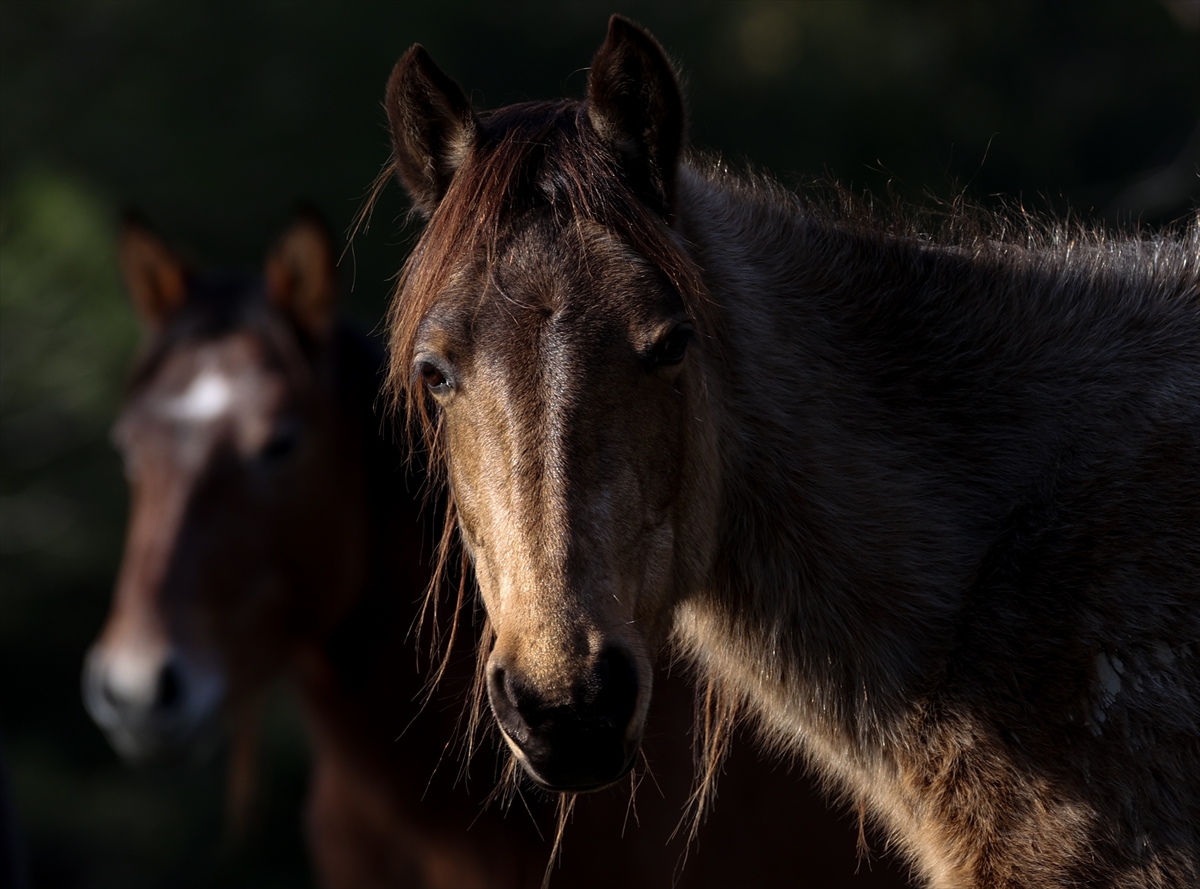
[99,708,226,766]
[502,723,643,794]
[514,749,640,794]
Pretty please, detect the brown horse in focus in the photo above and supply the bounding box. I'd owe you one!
[83,212,909,887]
[381,16,1200,888]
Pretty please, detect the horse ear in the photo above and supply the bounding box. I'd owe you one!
[119,214,187,329]
[586,16,685,217]
[385,45,477,218]
[265,209,338,338]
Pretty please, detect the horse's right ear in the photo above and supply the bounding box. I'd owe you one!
[385,45,477,218]
[119,214,187,329]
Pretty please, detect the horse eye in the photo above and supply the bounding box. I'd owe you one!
[417,359,453,395]
[652,326,693,367]
[261,430,300,463]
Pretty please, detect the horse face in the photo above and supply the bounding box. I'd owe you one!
[390,17,715,791]
[413,219,718,790]
[85,218,363,762]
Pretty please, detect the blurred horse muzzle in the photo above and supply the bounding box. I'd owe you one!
[82,642,226,762]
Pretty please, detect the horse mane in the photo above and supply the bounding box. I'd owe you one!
[688,157,1199,289]
[672,162,1199,850]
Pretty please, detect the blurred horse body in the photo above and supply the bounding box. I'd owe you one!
[83,215,908,887]
[381,17,1200,888]
[81,212,475,883]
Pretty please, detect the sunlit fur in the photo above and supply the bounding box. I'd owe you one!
[382,17,1200,888]
[672,172,1200,887]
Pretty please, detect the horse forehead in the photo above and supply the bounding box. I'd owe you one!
[477,231,662,343]
[119,333,286,442]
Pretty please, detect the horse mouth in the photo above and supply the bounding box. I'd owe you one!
[498,718,642,792]
[96,713,225,765]
[504,729,643,791]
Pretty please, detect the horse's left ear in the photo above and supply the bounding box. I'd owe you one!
[265,209,337,338]
[586,16,685,217]
[119,214,188,329]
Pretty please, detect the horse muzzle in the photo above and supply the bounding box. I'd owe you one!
[82,643,226,763]
[486,646,643,791]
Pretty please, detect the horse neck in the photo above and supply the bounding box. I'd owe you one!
[674,167,1011,741]
[675,164,1198,747]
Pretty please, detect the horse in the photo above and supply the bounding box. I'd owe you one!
[82,211,909,887]
[380,15,1200,888]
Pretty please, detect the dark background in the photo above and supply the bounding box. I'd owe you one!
[1,2,1197,886]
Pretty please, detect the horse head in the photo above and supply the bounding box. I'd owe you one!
[385,17,721,791]
[84,212,371,762]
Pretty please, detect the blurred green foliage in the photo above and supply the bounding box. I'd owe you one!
[1,1,1196,886]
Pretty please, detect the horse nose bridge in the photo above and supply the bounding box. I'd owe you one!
[111,464,203,620]
[488,615,592,699]
[489,590,642,702]
[493,561,629,643]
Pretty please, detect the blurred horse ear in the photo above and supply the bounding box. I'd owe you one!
[265,209,338,338]
[119,213,187,329]
[385,44,477,217]
[586,16,685,217]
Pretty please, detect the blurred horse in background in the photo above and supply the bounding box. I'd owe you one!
[81,211,909,887]
[80,209,463,883]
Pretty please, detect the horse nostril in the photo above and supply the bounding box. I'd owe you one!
[487,648,640,741]
[505,669,550,730]
[154,661,184,712]
[487,664,546,737]
[486,663,508,714]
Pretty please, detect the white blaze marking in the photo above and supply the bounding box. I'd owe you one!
[163,370,234,422]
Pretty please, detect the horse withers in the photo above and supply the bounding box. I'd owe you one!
[382,16,1200,888]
